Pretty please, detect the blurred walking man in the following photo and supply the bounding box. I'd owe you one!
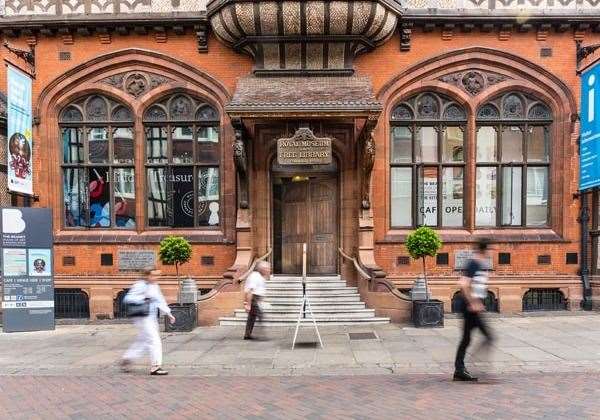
[121,269,175,375]
[244,261,270,340]
[453,238,495,382]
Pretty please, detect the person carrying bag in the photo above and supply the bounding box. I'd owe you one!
[120,269,175,376]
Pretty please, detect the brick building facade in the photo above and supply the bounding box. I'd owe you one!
[1,0,599,322]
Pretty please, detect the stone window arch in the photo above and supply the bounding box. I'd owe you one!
[143,93,221,228]
[59,94,135,228]
[390,92,467,228]
[475,92,552,227]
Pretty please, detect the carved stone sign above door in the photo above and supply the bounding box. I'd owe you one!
[277,127,332,165]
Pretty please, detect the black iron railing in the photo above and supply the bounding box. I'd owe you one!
[54,288,90,319]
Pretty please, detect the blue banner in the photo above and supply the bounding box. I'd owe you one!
[580,61,600,191]
[7,65,33,195]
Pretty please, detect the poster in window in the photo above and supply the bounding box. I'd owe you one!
[172,166,194,227]
[88,167,110,227]
[7,65,33,195]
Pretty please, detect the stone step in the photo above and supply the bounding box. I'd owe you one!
[266,302,367,310]
[232,309,376,319]
[269,275,341,282]
[219,317,390,326]
[262,295,361,303]
[264,287,358,295]
[266,282,348,289]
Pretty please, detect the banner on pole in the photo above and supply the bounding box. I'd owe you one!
[7,65,33,195]
[580,61,600,191]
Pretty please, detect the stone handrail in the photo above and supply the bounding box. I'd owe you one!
[338,248,411,302]
[238,248,272,282]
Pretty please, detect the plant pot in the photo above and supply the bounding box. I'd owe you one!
[412,299,444,328]
[165,303,197,332]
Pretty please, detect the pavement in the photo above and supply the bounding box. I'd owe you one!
[3,315,600,419]
[2,313,600,376]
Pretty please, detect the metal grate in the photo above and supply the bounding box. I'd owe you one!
[540,47,552,58]
[537,255,551,265]
[62,256,75,266]
[397,256,410,265]
[101,253,113,266]
[201,256,215,266]
[113,289,129,318]
[522,288,566,312]
[566,252,578,265]
[54,289,90,319]
[451,291,498,313]
[498,252,511,265]
[436,253,449,265]
[348,332,378,340]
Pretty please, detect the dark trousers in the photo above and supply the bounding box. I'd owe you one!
[454,299,494,371]
[244,295,263,338]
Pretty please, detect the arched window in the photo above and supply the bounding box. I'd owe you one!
[390,92,467,228]
[476,93,552,227]
[60,95,135,228]
[143,94,220,227]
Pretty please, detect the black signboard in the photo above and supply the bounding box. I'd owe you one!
[1,208,54,332]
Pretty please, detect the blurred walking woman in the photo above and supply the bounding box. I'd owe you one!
[121,269,175,375]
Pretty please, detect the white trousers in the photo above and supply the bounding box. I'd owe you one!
[123,316,162,367]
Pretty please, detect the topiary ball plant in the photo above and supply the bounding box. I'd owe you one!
[405,227,442,301]
[159,236,192,280]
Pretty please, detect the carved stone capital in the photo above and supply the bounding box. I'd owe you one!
[360,116,378,210]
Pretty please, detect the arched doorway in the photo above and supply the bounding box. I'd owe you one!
[271,159,339,275]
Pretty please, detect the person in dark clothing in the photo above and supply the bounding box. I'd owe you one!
[454,238,495,382]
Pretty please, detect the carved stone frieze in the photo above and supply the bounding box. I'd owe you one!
[438,70,509,96]
[232,119,249,209]
[100,71,173,98]
[360,116,378,210]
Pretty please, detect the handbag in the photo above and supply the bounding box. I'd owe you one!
[126,298,151,318]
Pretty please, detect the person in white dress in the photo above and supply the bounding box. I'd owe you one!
[120,269,175,375]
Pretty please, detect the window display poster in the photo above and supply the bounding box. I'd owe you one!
[1,207,54,332]
[7,65,33,195]
[580,61,600,190]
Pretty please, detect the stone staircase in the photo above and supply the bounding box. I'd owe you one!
[219,275,390,326]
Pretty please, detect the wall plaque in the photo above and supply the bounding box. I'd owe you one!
[454,250,493,270]
[277,127,332,165]
[118,250,156,271]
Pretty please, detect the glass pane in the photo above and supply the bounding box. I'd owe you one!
[88,167,110,227]
[113,168,136,228]
[146,127,168,163]
[147,167,168,227]
[198,167,220,226]
[196,127,220,164]
[63,168,86,227]
[476,126,497,162]
[62,128,83,164]
[476,167,497,226]
[526,167,549,226]
[88,128,109,163]
[442,167,463,227]
[415,127,438,163]
[391,126,412,164]
[501,126,523,162]
[501,167,522,226]
[528,126,549,162]
[172,126,194,164]
[113,127,134,164]
[442,127,464,162]
[418,167,438,227]
[391,168,412,227]
[172,166,195,227]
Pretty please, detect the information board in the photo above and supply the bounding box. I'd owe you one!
[1,208,54,332]
[580,61,600,191]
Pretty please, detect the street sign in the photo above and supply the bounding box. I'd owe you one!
[1,208,54,332]
[580,61,600,191]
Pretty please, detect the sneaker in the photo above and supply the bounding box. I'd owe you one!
[150,367,169,376]
[453,370,478,382]
[244,335,253,340]
[119,359,132,373]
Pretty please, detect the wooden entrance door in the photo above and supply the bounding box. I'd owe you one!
[279,176,338,274]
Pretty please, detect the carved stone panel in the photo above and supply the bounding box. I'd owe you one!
[438,70,509,96]
[100,71,173,98]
